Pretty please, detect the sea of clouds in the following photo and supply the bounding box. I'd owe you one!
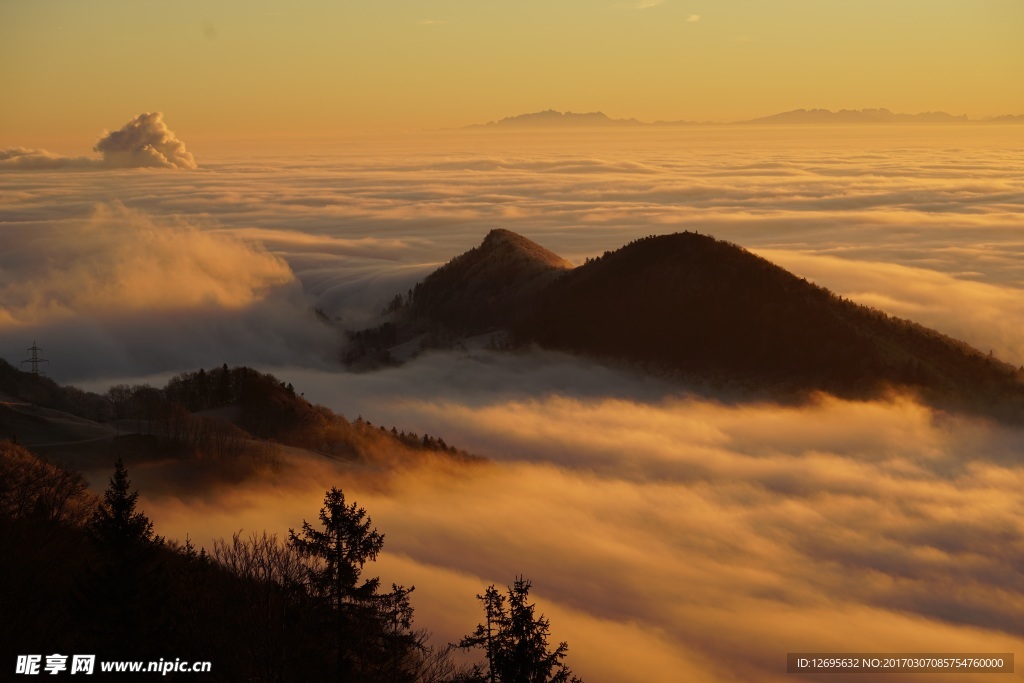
[2,120,1023,681]
[142,375,1024,683]
[3,124,1023,377]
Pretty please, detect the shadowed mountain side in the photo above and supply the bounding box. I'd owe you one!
[366,230,1024,421]
[0,442,485,681]
[408,228,573,335]
[516,233,1024,416]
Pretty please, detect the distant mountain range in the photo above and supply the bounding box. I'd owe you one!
[743,108,968,124]
[472,110,647,128]
[468,108,1023,128]
[351,229,1024,422]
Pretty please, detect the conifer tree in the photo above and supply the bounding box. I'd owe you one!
[289,487,383,611]
[461,578,582,683]
[90,458,153,551]
[78,459,166,658]
[289,487,421,680]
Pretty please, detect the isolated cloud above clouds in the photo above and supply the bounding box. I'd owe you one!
[0,112,196,170]
[93,112,196,169]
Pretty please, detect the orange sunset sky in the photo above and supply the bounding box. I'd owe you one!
[2,0,1022,146]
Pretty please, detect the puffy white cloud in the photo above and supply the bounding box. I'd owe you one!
[93,112,196,169]
[0,112,195,170]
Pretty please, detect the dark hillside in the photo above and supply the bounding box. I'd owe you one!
[0,358,110,422]
[0,443,480,680]
[516,232,1024,415]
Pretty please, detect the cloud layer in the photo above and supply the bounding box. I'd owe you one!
[0,147,97,170]
[136,372,1024,683]
[3,126,1023,680]
[1,112,196,170]
[0,202,338,380]
[0,202,291,325]
[3,126,1023,377]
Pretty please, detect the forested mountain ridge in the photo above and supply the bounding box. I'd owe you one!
[518,232,1024,414]
[358,230,1024,421]
[0,361,476,480]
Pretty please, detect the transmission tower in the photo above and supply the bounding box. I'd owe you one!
[21,341,49,376]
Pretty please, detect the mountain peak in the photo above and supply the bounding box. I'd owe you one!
[409,230,571,333]
[478,228,574,269]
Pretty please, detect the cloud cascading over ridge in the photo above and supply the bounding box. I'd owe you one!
[0,112,196,170]
[0,202,340,379]
[0,202,290,325]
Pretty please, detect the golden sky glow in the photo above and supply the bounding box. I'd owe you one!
[2,0,1022,144]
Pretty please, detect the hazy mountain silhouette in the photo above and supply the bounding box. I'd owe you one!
[741,108,969,124]
[471,110,662,128]
[465,108,1024,128]
[365,230,1024,420]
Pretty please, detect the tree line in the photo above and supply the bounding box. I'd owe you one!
[101,365,469,467]
[1,441,582,682]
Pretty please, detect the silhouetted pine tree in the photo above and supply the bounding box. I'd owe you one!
[75,458,169,658]
[90,459,154,548]
[289,487,422,681]
[461,578,582,683]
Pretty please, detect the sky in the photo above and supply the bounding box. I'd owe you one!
[2,0,1023,146]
